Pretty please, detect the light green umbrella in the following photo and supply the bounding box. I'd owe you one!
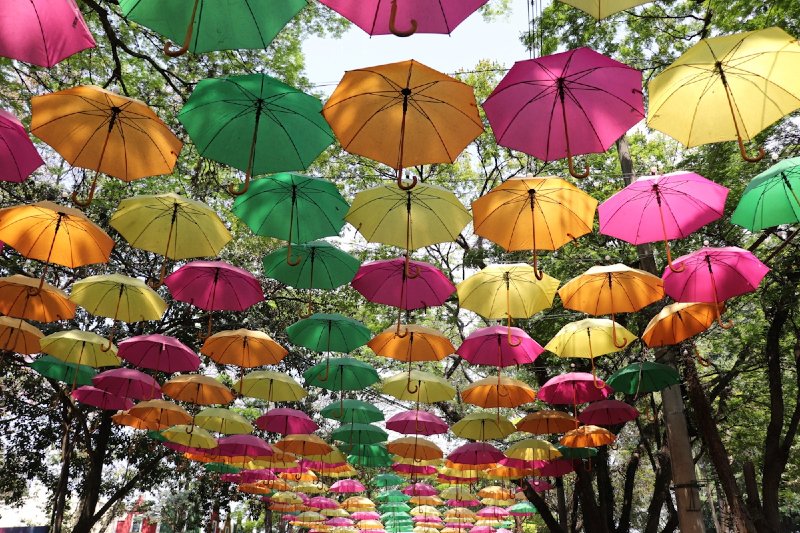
[30,355,96,386]
[732,156,800,231]
[372,473,406,487]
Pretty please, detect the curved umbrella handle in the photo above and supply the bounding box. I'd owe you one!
[531,249,544,280]
[163,0,200,57]
[567,155,590,179]
[506,324,522,347]
[227,172,251,196]
[71,173,99,207]
[611,317,629,349]
[737,136,765,163]
[397,169,418,190]
[406,375,419,395]
[100,323,117,353]
[389,0,418,37]
[317,358,331,383]
[693,344,713,367]
[286,242,302,266]
[300,299,314,319]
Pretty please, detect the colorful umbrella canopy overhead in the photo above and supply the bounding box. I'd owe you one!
[0,109,43,183]
[606,362,681,396]
[125,400,193,429]
[448,442,505,466]
[323,59,483,188]
[599,171,729,270]
[472,176,598,274]
[303,357,380,391]
[287,313,371,353]
[40,330,120,368]
[180,75,334,195]
[31,356,96,387]
[31,86,182,205]
[162,374,234,405]
[234,370,307,402]
[662,246,769,328]
[318,0,488,36]
[0,0,95,67]
[538,372,613,405]
[516,410,579,434]
[641,302,721,348]
[732,157,800,231]
[262,240,359,292]
[0,317,42,354]
[120,0,305,56]
[559,0,651,18]
[0,275,76,322]
[92,368,161,400]
[163,425,217,449]
[483,47,644,178]
[330,479,366,494]
[118,334,201,373]
[332,423,389,446]
[352,257,455,310]
[368,325,454,372]
[457,326,543,367]
[321,399,384,424]
[201,329,287,368]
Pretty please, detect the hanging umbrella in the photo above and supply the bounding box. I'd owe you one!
[317,0,487,36]
[373,473,406,488]
[0,0,95,67]
[92,368,161,400]
[119,0,305,56]
[559,0,651,18]
[303,357,380,391]
[382,370,456,404]
[70,274,167,349]
[558,264,663,347]
[323,59,483,189]
[332,423,389,446]
[732,156,800,232]
[456,325,543,367]
[262,240,359,299]
[385,410,448,436]
[388,437,443,462]
[40,330,120,368]
[110,193,232,285]
[461,375,536,409]
[662,246,769,328]
[287,313,371,353]
[369,325,454,391]
[599,171,729,271]
[483,47,644,178]
[578,399,639,426]
[606,362,680,396]
[201,329,287,368]
[0,275,75,322]
[457,264,559,344]
[31,86,182,205]
[648,27,800,162]
[560,425,616,448]
[472,176,597,274]
[180,75,334,195]
[507,501,537,517]
[641,301,721,348]
[376,490,411,503]
[321,399,384,424]
[451,411,516,441]
[162,374,234,405]
[214,435,274,459]
[447,442,505,466]
[71,386,133,411]
[256,408,318,435]
[30,356,96,387]
[516,410,578,434]
[0,109,43,183]
[330,479,366,494]
[194,408,254,435]
[127,399,192,429]
[0,202,114,290]
[274,434,333,457]
[163,425,217,449]
[165,260,264,338]
[234,370,307,402]
[478,486,514,500]
[537,372,613,405]
[404,483,438,497]
[0,317,42,354]
[347,446,393,468]
[118,334,201,373]
[505,439,562,465]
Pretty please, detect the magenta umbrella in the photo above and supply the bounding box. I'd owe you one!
[538,458,578,477]
[0,109,43,183]
[118,334,201,373]
[477,506,509,519]
[326,518,354,527]
[71,386,133,411]
[386,410,448,436]
[330,479,366,493]
[598,172,729,271]
[0,0,95,68]
[239,469,277,482]
[662,246,769,328]
[392,463,436,475]
[402,482,437,496]
[456,326,543,367]
[470,527,496,533]
[352,511,381,521]
[308,496,339,510]
[318,0,488,37]
[165,260,265,338]
[537,372,613,406]
[579,399,639,426]
[93,368,162,400]
[483,47,644,178]
[447,499,480,507]
[220,473,242,483]
[213,435,273,458]
[447,442,505,465]
[255,408,318,435]
[528,479,554,492]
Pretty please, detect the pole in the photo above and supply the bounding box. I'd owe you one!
[616,136,706,533]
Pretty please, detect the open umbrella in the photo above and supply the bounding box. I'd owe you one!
[194,408,254,435]
[641,301,721,349]
[31,86,182,205]
[162,374,234,405]
[0,317,42,354]
[71,386,133,411]
[40,330,120,368]
[560,425,616,448]
[386,410,448,436]
[606,362,680,396]
[447,442,505,466]
[451,411,515,441]
[31,356,96,387]
[599,172,729,271]
[119,0,305,56]
[163,425,217,449]
[93,368,161,400]
[234,370,307,402]
[461,376,536,409]
[538,372,613,405]
[483,47,644,178]
[516,410,578,434]
[0,109,43,183]
[323,59,483,189]
[303,357,380,392]
[201,329,287,368]
[118,334,200,373]
[321,399,384,424]
[256,408,318,435]
[578,399,639,426]
[274,434,333,457]
[559,0,651,18]
[732,156,800,231]
[648,27,800,162]
[180,75,334,195]
[369,325,454,391]
[289,314,371,381]
[332,423,389,446]
[382,370,456,404]
[457,326,543,367]
[330,479,366,494]
[0,275,75,322]
[388,437,443,462]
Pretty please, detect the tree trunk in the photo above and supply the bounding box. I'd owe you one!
[644,447,673,533]
[51,409,72,533]
[575,466,609,533]
[72,412,113,533]
[616,446,641,533]
[596,447,616,532]
[517,479,565,533]
[556,477,569,529]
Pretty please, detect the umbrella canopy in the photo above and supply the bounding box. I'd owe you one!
[201,329,287,368]
[560,425,616,448]
[559,0,650,18]
[538,372,613,405]
[303,357,380,392]
[368,325,454,363]
[162,374,234,405]
[214,435,274,458]
[461,375,536,408]
[545,318,637,381]
[274,434,333,457]
[606,362,681,396]
[0,109,43,183]
[352,258,455,311]
[235,370,307,402]
[263,240,359,291]
[599,171,729,270]
[483,47,644,177]
[180,75,334,195]
[321,399,384,424]
[647,27,800,162]
[386,411,448,436]
[31,86,182,205]
[388,437,443,461]
[732,157,800,231]
[0,317,42,354]
[579,399,639,426]
[194,408,254,435]
[516,410,579,434]
[118,334,200,373]
[641,301,721,348]
[506,439,562,463]
[372,473,406,488]
[451,411,516,441]
[128,399,192,429]
[472,176,597,272]
[31,356,96,386]
[40,330,120,368]
[447,442,505,466]
[0,275,75,322]
[382,370,456,403]
[256,408,318,435]
[330,479,366,494]
[165,261,264,312]
[119,0,305,56]
[92,368,161,400]
[163,425,217,449]
[332,424,389,446]
[287,313,371,353]
[323,60,483,188]
[456,326,543,367]
[71,386,133,411]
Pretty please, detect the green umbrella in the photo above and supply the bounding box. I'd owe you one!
[120,0,306,56]
[348,447,394,468]
[732,157,800,232]
[331,423,389,445]
[372,473,405,487]
[320,399,384,424]
[508,501,538,516]
[379,502,412,513]
[179,76,334,195]
[30,355,96,386]
[146,430,168,442]
[555,444,598,459]
[204,462,241,474]
[303,357,379,391]
[287,313,371,353]
[235,173,349,265]
[262,240,359,293]
[375,490,411,503]
[606,362,681,395]
[381,512,413,522]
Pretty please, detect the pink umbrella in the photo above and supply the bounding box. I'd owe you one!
[662,246,769,328]
[220,473,242,483]
[325,518,354,527]
[500,457,548,470]
[255,408,318,435]
[165,261,265,338]
[317,0,488,37]
[0,109,43,183]
[386,410,448,436]
[599,172,729,271]
[447,442,505,465]
[352,512,381,521]
[456,326,543,366]
[213,435,273,458]
[118,334,200,373]
[392,463,436,475]
[538,459,577,477]
[0,0,95,68]
[92,368,161,400]
[239,469,277,482]
[447,499,480,508]
[330,479,366,493]
[578,399,639,426]
[537,372,613,406]
[402,482,437,496]
[528,479,554,492]
[71,386,133,411]
[308,496,339,510]
[483,47,644,178]
[477,506,509,519]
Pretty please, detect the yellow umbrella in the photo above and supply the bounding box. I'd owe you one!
[0,275,76,322]
[440,490,477,502]
[295,511,326,523]
[271,491,304,505]
[342,496,374,511]
[460,375,536,409]
[127,399,192,429]
[560,425,616,448]
[558,263,662,347]
[40,330,120,368]
[201,328,287,367]
[443,507,476,519]
[410,505,440,517]
[110,193,232,284]
[0,202,113,290]
[478,486,514,499]
[0,317,43,354]
[387,436,443,461]
[70,274,167,349]
[162,424,217,449]
[193,407,254,435]
[505,438,563,462]
[559,0,651,19]
[381,369,456,404]
[409,495,443,506]
[162,374,234,405]
[648,27,800,162]
[295,482,329,494]
[31,85,182,205]
[472,176,597,276]
[234,370,307,402]
[516,410,579,434]
[321,507,349,517]
[451,411,516,441]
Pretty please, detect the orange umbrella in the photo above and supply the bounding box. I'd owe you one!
[0,317,42,354]
[0,275,76,322]
[0,202,113,290]
[238,483,273,495]
[460,375,536,408]
[642,301,721,347]
[201,328,288,367]
[368,324,454,392]
[111,411,161,431]
[560,425,616,448]
[162,374,234,405]
[387,436,443,461]
[31,86,183,205]
[127,399,193,429]
[516,410,578,434]
[274,434,333,457]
